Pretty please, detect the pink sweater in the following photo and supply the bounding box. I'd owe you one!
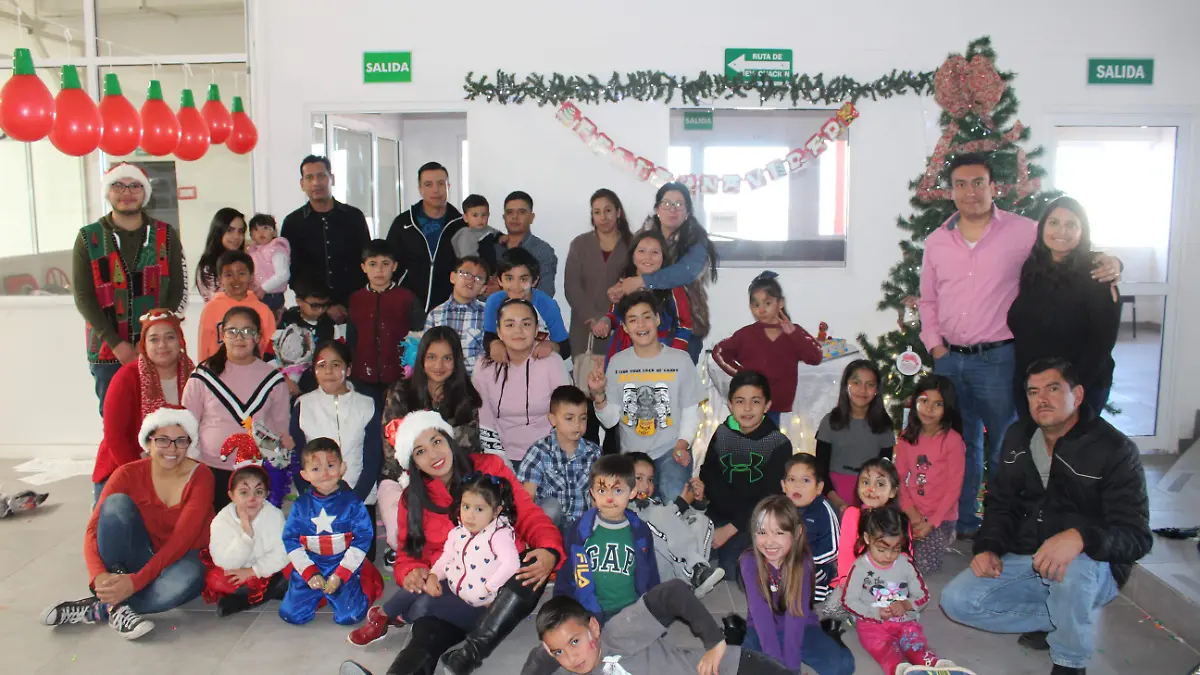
[182,359,290,470]
[895,430,966,529]
[248,237,291,294]
[431,516,521,607]
[473,353,567,461]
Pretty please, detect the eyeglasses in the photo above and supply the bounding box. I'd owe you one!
[456,270,486,284]
[110,182,144,193]
[223,327,259,340]
[658,199,687,211]
[303,300,330,310]
[151,436,190,449]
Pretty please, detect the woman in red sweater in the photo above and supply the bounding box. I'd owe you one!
[92,309,196,505]
[44,407,214,640]
[349,411,563,675]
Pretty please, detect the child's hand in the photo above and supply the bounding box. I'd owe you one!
[697,640,727,675]
[324,575,342,594]
[307,574,325,591]
[689,477,706,502]
[587,362,607,399]
[280,433,295,450]
[238,508,254,536]
[592,320,611,339]
[778,315,796,334]
[424,575,443,597]
[878,604,894,620]
[533,341,554,360]
[888,600,911,617]
[913,519,934,540]
[286,379,301,397]
[225,567,255,586]
[489,340,510,364]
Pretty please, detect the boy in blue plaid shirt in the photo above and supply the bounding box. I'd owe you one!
[423,255,489,373]
[517,385,601,528]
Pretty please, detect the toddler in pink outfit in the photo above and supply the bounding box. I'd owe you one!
[246,213,290,317]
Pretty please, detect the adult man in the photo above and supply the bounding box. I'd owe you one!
[387,161,464,315]
[495,191,558,297]
[73,163,185,413]
[280,155,371,323]
[917,153,1120,537]
[940,358,1151,675]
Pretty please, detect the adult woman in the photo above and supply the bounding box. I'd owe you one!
[564,189,632,379]
[182,307,291,512]
[92,309,195,504]
[371,412,563,675]
[195,207,247,301]
[610,182,719,362]
[1008,197,1120,416]
[43,407,213,640]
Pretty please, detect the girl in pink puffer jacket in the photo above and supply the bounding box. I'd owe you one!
[431,473,522,607]
[247,213,291,316]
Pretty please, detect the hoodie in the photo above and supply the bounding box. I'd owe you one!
[385,200,465,313]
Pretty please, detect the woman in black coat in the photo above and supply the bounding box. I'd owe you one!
[1007,196,1121,417]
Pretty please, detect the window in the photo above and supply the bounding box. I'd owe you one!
[460,138,470,198]
[669,108,850,265]
[331,125,374,230]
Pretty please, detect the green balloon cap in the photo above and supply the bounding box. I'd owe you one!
[180,88,196,108]
[206,84,222,102]
[146,79,164,101]
[59,65,83,90]
[232,96,245,113]
[103,72,123,96]
[12,47,35,75]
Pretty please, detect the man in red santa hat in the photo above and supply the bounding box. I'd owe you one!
[73,162,186,414]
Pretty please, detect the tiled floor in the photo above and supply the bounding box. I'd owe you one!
[2,459,1197,675]
[1105,325,1164,438]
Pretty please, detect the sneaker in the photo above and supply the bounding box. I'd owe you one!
[347,605,393,646]
[382,547,396,570]
[108,604,154,640]
[42,597,102,626]
[339,661,373,675]
[1019,631,1051,650]
[691,563,725,598]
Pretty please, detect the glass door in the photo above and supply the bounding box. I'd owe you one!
[377,137,401,238]
[331,125,375,231]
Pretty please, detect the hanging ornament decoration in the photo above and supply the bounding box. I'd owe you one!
[48,65,102,156]
[895,346,924,377]
[225,96,257,154]
[139,80,180,156]
[555,100,858,192]
[201,83,233,145]
[174,88,211,161]
[902,303,920,328]
[98,73,142,156]
[0,48,56,142]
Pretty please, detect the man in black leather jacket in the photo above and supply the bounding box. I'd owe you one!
[940,357,1151,675]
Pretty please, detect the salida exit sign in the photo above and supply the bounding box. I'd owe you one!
[364,52,412,83]
[1088,58,1153,85]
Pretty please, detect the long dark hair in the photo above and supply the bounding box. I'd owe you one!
[201,306,261,375]
[591,188,632,246]
[196,207,246,294]
[402,430,477,558]
[1019,196,1094,289]
[484,298,540,423]
[623,230,679,331]
[401,326,481,426]
[899,375,963,445]
[649,182,719,282]
[450,473,518,527]
[829,359,892,433]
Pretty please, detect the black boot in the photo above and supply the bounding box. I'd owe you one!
[216,592,253,618]
[1050,666,1085,675]
[722,613,747,646]
[440,587,535,675]
[264,572,289,601]
[385,617,465,675]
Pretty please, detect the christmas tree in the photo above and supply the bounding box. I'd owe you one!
[856,36,1060,425]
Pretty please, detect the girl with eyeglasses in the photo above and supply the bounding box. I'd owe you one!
[183,306,293,513]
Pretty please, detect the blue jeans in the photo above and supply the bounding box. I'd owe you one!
[933,343,1016,533]
[743,621,855,675]
[89,362,123,416]
[92,480,107,510]
[940,553,1118,669]
[652,449,693,505]
[94,494,206,614]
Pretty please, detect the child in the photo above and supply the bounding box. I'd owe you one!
[833,457,904,601]
[196,207,246,301]
[348,239,420,411]
[841,507,962,675]
[590,230,692,367]
[275,275,336,396]
[817,359,895,513]
[290,340,382,561]
[589,290,703,505]
[895,376,965,574]
[451,194,502,270]
[483,248,570,361]
[348,473,521,646]
[246,213,290,317]
[699,370,791,578]
[517,385,602,528]
[198,250,277,362]
[782,454,840,606]
[425,255,489,373]
[626,451,724,596]
[203,450,289,617]
[713,271,823,424]
[553,455,659,624]
[279,438,382,626]
[738,496,855,675]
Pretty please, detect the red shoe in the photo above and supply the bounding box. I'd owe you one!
[347,606,394,646]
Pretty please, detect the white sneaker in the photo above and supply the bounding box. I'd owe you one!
[895,665,912,675]
[108,604,154,640]
[935,660,957,667]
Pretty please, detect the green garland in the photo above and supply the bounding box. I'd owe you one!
[462,69,936,107]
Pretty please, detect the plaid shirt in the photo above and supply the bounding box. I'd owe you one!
[516,433,601,523]
[424,298,486,372]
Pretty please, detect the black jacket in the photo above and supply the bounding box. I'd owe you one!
[974,407,1151,586]
[699,416,790,531]
[280,200,371,307]
[385,201,464,314]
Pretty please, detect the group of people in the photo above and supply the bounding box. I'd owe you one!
[47,150,1151,675]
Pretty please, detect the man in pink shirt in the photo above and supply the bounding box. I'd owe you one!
[918,153,1120,538]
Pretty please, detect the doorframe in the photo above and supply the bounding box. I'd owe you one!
[1043,111,1194,452]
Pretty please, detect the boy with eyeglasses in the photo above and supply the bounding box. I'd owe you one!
[276,275,337,395]
[424,255,490,373]
[198,250,277,362]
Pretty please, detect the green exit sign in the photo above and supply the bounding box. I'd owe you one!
[725,48,793,80]
[1088,58,1153,85]
[364,51,412,83]
[683,110,713,130]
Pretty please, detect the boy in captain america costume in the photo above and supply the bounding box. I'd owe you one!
[279,437,380,625]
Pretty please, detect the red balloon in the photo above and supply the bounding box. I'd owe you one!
[0,48,55,142]
[139,80,179,156]
[98,73,141,156]
[201,84,232,145]
[49,66,102,156]
[226,95,257,155]
[174,89,210,161]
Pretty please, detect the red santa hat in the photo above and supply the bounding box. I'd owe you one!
[104,162,153,207]
[384,410,454,489]
[220,433,262,466]
[138,405,200,459]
